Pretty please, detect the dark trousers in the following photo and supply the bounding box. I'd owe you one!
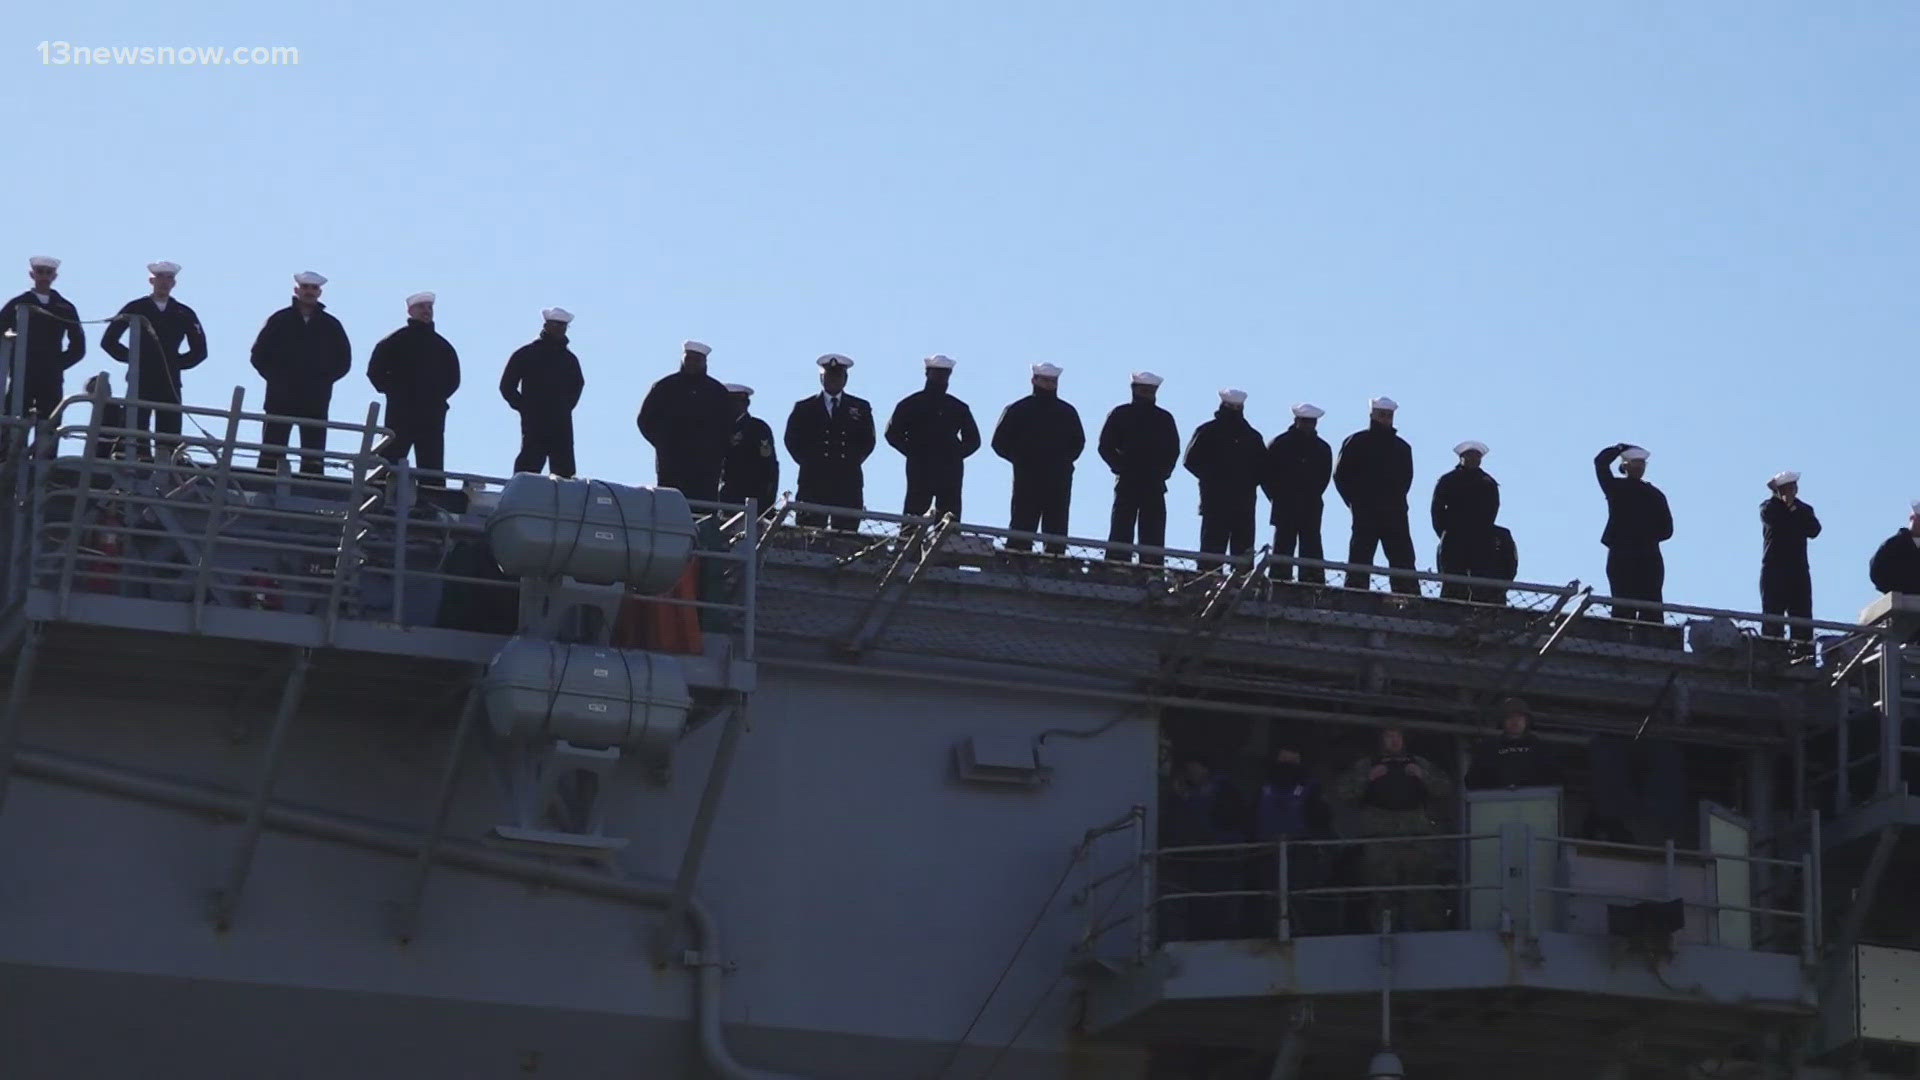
[657,459,722,504]
[720,484,777,514]
[514,412,576,478]
[1437,528,1503,603]
[1271,503,1326,583]
[5,380,60,422]
[795,465,863,531]
[1761,564,1813,641]
[1008,470,1071,554]
[128,379,183,461]
[903,460,962,522]
[1606,544,1666,623]
[1107,479,1167,565]
[378,418,447,484]
[1348,506,1417,594]
[259,389,332,476]
[1198,494,1258,565]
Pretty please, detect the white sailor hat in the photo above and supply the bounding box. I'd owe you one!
[1131,371,1164,388]
[541,307,573,324]
[1454,440,1489,457]
[1219,388,1248,406]
[146,261,180,276]
[724,383,753,396]
[406,291,436,307]
[1620,445,1651,463]
[683,340,712,357]
[1031,362,1062,379]
[924,354,955,370]
[1291,402,1324,419]
[28,256,59,271]
[1769,470,1799,489]
[293,271,327,286]
[817,353,854,369]
[1911,500,1920,516]
[1369,396,1399,412]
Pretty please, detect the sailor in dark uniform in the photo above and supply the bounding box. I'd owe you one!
[638,340,734,502]
[884,353,980,521]
[1430,440,1501,603]
[1594,443,1673,623]
[1333,396,1416,594]
[499,307,584,478]
[1263,403,1332,583]
[1183,387,1266,563]
[1098,371,1180,565]
[1465,698,1560,790]
[368,291,461,481]
[1869,502,1920,596]
[0,255,87,420]
[99,260,207,458]
[783,353,875,531]
[1759,470,1821,642]
[719,383,779,512]
[249,271,352,476]
[991,362,1085,554]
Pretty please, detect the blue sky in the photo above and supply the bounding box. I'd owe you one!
[7,3,1917,621]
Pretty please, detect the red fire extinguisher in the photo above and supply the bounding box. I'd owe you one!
[77,506,125,594]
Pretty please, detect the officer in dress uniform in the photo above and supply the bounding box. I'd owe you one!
[719,384,779,511]
[99,261,207,459]
[1465,698,1560,790]
[638,340,734,502]
[1431,440,1501,603]
[500,307,584,478]
[0,256,87,420]
[1263,403,1332,583]
[1335,726,1452,930]
[249,271,352,476]
[990,363,1084,554]
[368,291,461,481]
[1594,443,1673,623]
[1869,502,1920,596]
[1333,396,1416,594]
[1759,470,1821,643]
[783,353,875,531]
[1098,372,1180,565]
[1183,388,1266,563]
[884,354,980,521]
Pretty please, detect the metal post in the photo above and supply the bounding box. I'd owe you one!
[1810,809,1824,951]
[1663,839,1676,900]
[394,681,482,943]
[54,376,112,616]
[1520,824,1537,937]
[0,623,45,816]
[1837,697,1852,815]
[211,647,312,930]
[392,459,413,626]
[1879,621,1905,798]
[741,497,758,658]
[1800,852,1816,967]
[1277,839,1291,941]
[8,304,27,420]
[1136,810,1153,962]
[1378,908,1394,1049]
[323,404,382,642]
[652,696,751,964]
[191,388,246,631]
[124,314,142,452]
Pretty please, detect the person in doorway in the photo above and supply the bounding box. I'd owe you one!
[1465,698,1560,790]
[1159,757,1245,943]
[1335,727,1452,931]
[499,307,583,478]
[1245,744,1333,937]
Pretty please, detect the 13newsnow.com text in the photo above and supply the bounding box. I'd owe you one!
[36,42,301,66]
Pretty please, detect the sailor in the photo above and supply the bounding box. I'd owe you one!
[1465,698,1560,790]
[1430,440,1501,603]
[1245,743,1334,936]
[367,292,461,481]
[1759,471,1821,642]
[1333,397,1416,594]
[499,307,584,478]
[0,256,86,419]
[1159,757,1245,942]
[783,353,875,530]
[1487,524,1519,606]
[1183,388,1266,563]
[1334,726,1452,931]
[719,384,779,511]
[1097,371,1180,565]
[637,340,733,502]
[883,354,980,521]
[249,271,352,476]
[1262,403,1333,583]
[99,261,207,459]
[1593,443,1673,623]
[1869,502,1920,596]
[990,363,1085,555]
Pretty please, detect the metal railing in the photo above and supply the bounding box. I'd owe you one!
[1075,815,1818,967]
[0,380,760,656]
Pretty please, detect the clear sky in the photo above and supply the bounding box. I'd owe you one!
[6,4,1916,622]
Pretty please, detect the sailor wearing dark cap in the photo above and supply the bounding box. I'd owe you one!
[1098,371,1181,565]
[719,383,779,511]
[100,260,207,458]
[1759,471,1820,642]
[784,353,875,531]
[1,255,86,419]
[1430,440,1502,603]
[1593,442,1673,623]
[884,353,980,521]
[1262,403,1333,583]
[500,307,584,477]
[638,339,734,501]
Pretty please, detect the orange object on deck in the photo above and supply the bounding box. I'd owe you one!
[77,507,125,593]
[613,558,704,654]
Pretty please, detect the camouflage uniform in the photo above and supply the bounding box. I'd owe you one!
[1335,751,1453,930]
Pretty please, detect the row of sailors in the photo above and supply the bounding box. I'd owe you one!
[7,257,1919,628]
